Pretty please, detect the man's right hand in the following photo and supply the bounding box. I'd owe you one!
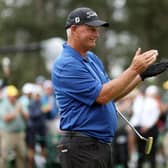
[130,48,158,74]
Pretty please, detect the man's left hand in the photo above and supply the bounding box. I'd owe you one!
[140,61,168,80]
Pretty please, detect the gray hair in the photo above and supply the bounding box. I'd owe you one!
[66,28,71,37]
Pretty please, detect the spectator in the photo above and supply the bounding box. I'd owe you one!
[135,85,162,168]
[113,91,136,168]
[41,80,59,137]
[162,117,168,167]
[19,83,34,125]
[26,84,46,168]
[0,85,27,168]
[161,81,168,167]
[0,83,6,165]
[127,85,146,166]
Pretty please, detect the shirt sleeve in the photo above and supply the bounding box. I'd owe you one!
[56,61,102,106]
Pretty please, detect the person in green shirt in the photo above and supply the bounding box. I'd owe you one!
[0,85,27,168]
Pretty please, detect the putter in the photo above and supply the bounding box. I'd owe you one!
[116,106,153,155]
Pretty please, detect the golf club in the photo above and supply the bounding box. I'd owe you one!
[116,106,153,155]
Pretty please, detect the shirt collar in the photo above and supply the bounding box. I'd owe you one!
[63,43,89,62]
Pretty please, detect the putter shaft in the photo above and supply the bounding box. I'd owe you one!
[116,107,148,141]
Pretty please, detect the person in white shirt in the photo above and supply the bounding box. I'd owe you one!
[136,85,161,168]
[127,86,146,165]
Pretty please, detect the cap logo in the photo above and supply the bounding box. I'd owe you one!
[86,11,97,18]
[75,17,80,23]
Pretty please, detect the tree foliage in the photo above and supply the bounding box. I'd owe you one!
[0,0,167,87]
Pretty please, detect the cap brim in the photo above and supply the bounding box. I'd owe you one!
[85,20,109,27]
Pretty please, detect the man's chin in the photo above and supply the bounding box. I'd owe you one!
[84,42,96,51]
[89,43,96,49]
[88,46,95,50]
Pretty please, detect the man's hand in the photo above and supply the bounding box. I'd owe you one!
[3,113,16,122]
[140,61,168,80]
[130,48,158,74]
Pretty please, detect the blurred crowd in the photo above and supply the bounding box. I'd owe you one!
[114,82,168,168]
[0,76,61,168]
[0,76,168,168]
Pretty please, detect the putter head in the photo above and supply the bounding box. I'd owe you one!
[145,137,153,155]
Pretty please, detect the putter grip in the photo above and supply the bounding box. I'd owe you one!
[145,137,153,155]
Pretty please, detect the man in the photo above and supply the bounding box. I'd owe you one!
[52,7,167,168]
[41,80,59,136]
[0,85,27,168]
[26,84,46,168]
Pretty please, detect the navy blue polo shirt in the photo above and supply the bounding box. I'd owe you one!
[52,43,117,143]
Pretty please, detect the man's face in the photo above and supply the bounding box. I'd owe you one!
[8,95,17,103]
[72,25,100,50]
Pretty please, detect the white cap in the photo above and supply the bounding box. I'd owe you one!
[32,84,43,96]
[43,80,53,89]
[22,83,34,94]
[145,85,159,96]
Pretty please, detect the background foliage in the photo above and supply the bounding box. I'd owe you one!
[0,0,167,88]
